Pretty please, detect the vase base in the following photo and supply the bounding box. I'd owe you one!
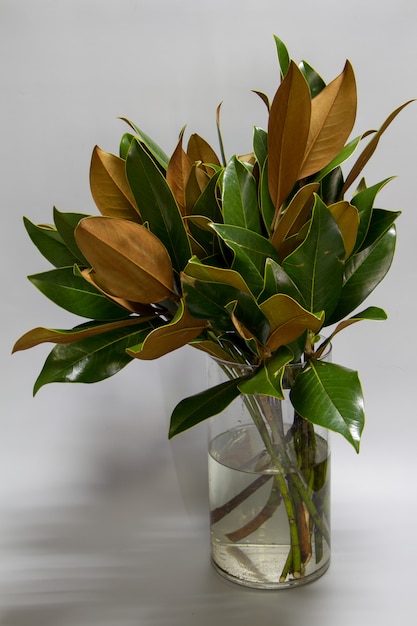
[211,555,330,590]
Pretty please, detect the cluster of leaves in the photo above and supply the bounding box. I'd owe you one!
[13,37,410,451]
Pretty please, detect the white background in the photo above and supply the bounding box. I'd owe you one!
[1,1,416,624]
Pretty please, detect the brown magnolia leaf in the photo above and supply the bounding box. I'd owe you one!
[298,61,357,179]
[187,133,221,174]
[80,268,159,315]
[341,99,415,195]
[252,90,270,111]
[127,300,206,360]
[90,146,141,221]
[270,182,319,251]
[185,164,210,214]
[75,217,176,303]
[166,128,193,215]
[260,294,324,352]
[12,318,152,352]
[328,200,359,258]
[268,61,311,213]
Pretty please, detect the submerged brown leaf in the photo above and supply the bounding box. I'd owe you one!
[298,61,357,179]
[75,217,176,303]
[268,61,311,215]
[90,146,141,221]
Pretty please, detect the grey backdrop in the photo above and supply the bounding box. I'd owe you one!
[1,1,416,624]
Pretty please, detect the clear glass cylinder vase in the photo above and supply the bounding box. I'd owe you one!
[207,356,331,589]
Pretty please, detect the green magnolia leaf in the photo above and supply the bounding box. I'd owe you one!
[120,117,169,170]
[299,60,326,97]
[222,156,261,234]
[351,178,393,252]
[212,224,281,275]
[28,267,130,320]
[259,258,305,305]
[283,196,345,318]
[23,217,79,268]
[259,159,275,234]
[253,127,268,170]
[327,225,397,324]
[168,377,243,438]
[53,208,90,265]
[273,35,290,77]
[33,323,154,394]
[227,292,270,347]
[290,361,365,452]
[119,132,134,159]
[359,208,401,251]
[126,138,192,273]
[181,276,239,332]
[238,346,293,398]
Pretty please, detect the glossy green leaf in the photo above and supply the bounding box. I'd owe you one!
[126,138,192,273]
[290,361,365,452]
[120,117,169,170]
[53,208,90,265]
[228,292,270,347]
[327,225,397,324]
[351,178,393,252]
[253,127,268,170]
[359,208,401,251]
[33,323,154,394]
[283,196,345,317]
[168,377,243,438]
[238,346,293,398]
[273,35,290,77]
[23,217,79,268]
[212,224,281,274]
[222,156,261,234]
[28,267,130,320]
[299,60,326,97]
[259,258,305,305]
[181,276,237,331]
[259,159,275,235]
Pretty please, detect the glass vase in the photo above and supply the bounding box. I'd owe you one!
[207,357,331,589]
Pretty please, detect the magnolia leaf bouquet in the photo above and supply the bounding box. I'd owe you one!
[14,37,410,454]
